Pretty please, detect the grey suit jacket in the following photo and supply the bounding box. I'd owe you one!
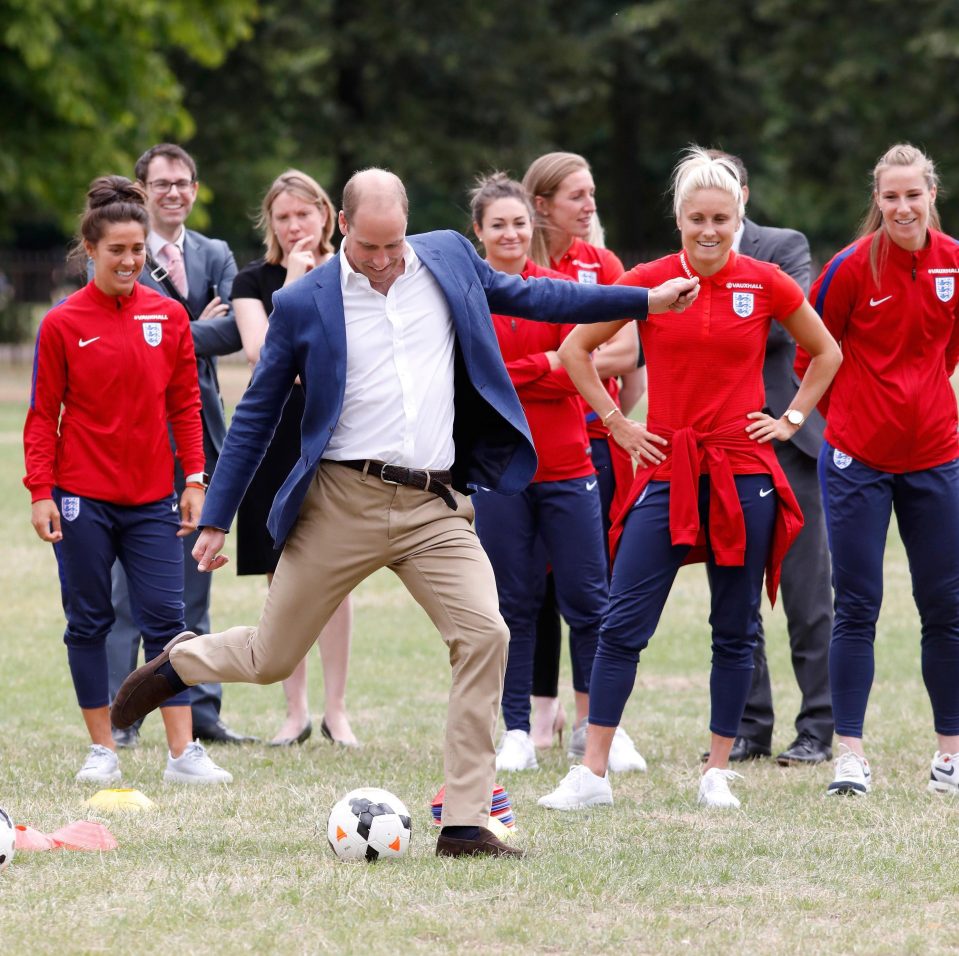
[739,217,824,460]
[139,229,241,465]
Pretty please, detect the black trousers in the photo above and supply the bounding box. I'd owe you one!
[738,440,834,748]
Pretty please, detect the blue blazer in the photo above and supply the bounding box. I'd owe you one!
[202,230,651,546]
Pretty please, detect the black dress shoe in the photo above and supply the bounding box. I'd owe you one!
[269,719,313,747]
[111,724,139,749]
[777,733,832,766]
[193,719,258,744]
[436,826,524,858]
[701,736,772,763]
[320,716,361,749]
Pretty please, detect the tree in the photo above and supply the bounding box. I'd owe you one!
[0,0,257,237]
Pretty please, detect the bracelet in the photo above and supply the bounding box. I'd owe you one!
[184,482,207,491]
[602,407,622,424]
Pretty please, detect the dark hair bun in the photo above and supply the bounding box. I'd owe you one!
[86,175,147,211]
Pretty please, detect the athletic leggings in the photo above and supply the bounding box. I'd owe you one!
[589,474,776,737]
[52,488,190,710]
[820,444,959,737]
[474,476,608,732]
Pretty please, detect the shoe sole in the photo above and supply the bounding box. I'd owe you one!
[777,755,830,767]
[609,760,647,774]
[928,779,959,794]
[537,795,613,811]
[76,771,122,784]
[826,781,870,795]
[163,771,233,785]
[495,762,539,772]
[698,798,741,809]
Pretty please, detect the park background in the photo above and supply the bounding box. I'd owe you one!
[2,2,959,953]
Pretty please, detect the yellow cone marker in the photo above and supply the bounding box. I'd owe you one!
[486,816,513,841]
[84,789,154,812]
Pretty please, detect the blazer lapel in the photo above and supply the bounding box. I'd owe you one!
[183,230,207,315]
[740,218,762,258]
[311,256,347,392]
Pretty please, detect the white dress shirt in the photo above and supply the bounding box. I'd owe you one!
[324,243,456,469]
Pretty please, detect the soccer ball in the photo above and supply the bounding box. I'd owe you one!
[0,806,15,873]
[327,787,412,863]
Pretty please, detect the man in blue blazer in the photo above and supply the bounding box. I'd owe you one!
[113,169,698,856]
[106,143,253,753]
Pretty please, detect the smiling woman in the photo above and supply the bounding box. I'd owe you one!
[22,175,231,787]
[796,143,959,799]
[539,146,841,813]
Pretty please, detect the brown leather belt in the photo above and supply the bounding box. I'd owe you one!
[334,459,458,510]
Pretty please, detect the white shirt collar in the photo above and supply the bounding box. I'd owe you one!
[339,240,417,292]
[148,228,186,260]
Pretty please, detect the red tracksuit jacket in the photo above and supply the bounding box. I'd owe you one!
[23,281,204,505]
[490,260,594,482]
[798,229,959,473]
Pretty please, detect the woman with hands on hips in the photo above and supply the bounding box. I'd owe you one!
[23,176,232,786]
[538,147,841,813]
[232,170,358,748]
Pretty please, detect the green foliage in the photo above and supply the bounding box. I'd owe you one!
[6,0,959,264]
[0,0,257,236]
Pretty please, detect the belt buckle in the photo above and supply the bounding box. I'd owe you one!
[379,463,403,486]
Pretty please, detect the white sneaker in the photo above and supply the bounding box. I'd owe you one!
[495,729,538,772]
[928,751,959,794]
[538,765,613,811]
[567,718,587,759]
[163,740,233,784]
[826,743,871,796]
[698,767,743,809]
[608,727,647,773]
[76,744,122,784]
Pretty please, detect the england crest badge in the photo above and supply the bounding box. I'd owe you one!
[936,276,955,302]
[732,292,754,317]
[833,449,853,470]
[61,497,81,521]
[143,323,163,347]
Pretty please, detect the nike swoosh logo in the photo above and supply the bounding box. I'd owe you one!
[869,296,892,307]
[78,337,100,347]
[759,488,774,497]
[937,763,955,776]
[586,480,598,491]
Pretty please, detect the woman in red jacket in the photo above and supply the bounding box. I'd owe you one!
[23,177,231,786]
[538,147,840,811]
[798,144,959,797]
[470,172,618,772]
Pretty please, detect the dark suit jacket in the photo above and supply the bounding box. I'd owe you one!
[202,229,654,547]
[139,229,241,465]
[739,217,825,460]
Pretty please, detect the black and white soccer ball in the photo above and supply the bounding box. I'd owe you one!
[327,787,412,863]
[0,806,15,873]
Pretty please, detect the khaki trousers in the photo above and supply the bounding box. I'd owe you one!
[171,461,509,827]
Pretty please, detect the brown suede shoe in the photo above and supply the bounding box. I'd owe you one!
[110,630,197,729]
[435,826,524,858]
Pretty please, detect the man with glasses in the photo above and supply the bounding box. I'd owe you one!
[106,143,253,751]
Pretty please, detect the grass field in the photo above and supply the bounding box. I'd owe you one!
[1,361,955,955]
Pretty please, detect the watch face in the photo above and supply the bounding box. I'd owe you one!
[786,410,804,426]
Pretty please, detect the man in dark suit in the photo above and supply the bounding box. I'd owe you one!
[713,151,833,765]
[107,144,253,747]
[112,168,698,857]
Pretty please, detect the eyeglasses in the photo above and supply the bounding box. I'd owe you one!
[146,179,196,194]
